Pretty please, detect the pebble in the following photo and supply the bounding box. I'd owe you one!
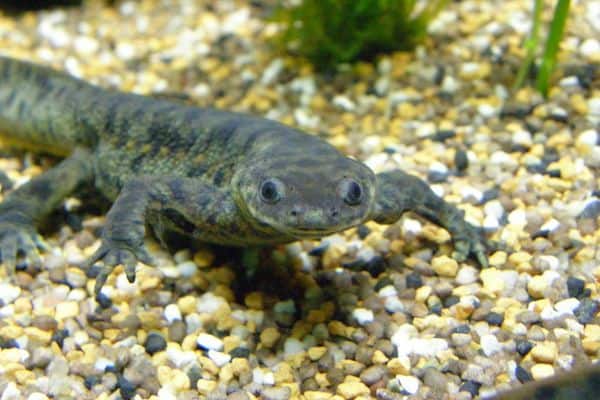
[480,334,502,356]
[396,375,420,395]
[54,301,79,320]
[0,283,20,304]
[431,255,458,277]
[530,364,554,380]
[196,333,224,351]
[261,387,291,400]
[352,308,374,325]
[530,342,557,363]
[260,327,281,348]
[336,381,370,398]
[145,332,167,355]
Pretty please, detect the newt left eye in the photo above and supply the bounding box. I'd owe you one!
[339,178,363,205]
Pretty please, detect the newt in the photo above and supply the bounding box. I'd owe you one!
[0,55,488,296]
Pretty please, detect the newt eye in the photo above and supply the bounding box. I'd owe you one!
[259,178,284,204]
[339,178,363,206]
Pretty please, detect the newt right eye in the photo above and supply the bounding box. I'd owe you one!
[259,178,284,204]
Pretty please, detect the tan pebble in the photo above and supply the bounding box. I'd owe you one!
[371,349,388,364]
[55,301,79,321]
[223,336,242,354]
[455,301,475,320]
[508,251,532,265]
[315,372,329,387]
[0,325,23,339]
[584,325,600,341]
[336,381,370,398]
[531,342,557,363]
[527,276,548,299]
[575,247,596,263]
[387,356,411,375]
[328,321,351,338]
[260,327,281,348]
[219,364,234,383]
[307,309,327,324]
[14,297,32,313]
[421,225,451,244]
[488,251,507,266]
[191,248,214,268]
[304,391,333,400]
[24,327,52,344]
[196,379,217,394]
[171,369,191,390]
[531,363,555,380]
[415,286,432,302]
[177,296,197,314]
[480,268,504,294]
[274,363,295,383]
[582,339,600,354]
[231,358,250,376]
[181,334,197,351]
[308,346,328,361]
[431,255,458,277]
[199,355,219,375]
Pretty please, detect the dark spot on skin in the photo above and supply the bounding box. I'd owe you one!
[30,179,54,199]
[213,169,225,186]
[162,208,196,234]
[168,179,187,204]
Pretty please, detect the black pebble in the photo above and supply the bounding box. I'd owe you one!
[454,149,468,172]
[480,188,500,203]
[460,380,481,396]
[309,243,329,256]
[405,272,423,289]
[430,302,442,315]
[500,104,533,118]
[0,171,13,192]
[444,295,460,308]
[485,312,504,326]
[515,365,533,383]
[357,224,371,239]
[230,346,250,358]
[427,170,449,183]
[96,292,112,309]
[432,130,456,142]
[591,189,600,198]
[515,339,533,356]
[452,324,471,334]
[579,200,600,219]
[567,276,586,298]
[574,298,599,324]
[374,276,394,292]
[118,374,137,400]
[0,338,19,349]
[51,329,69,347]
[546,169,561,178]
[145,332,167,355]
[84,375,100,389]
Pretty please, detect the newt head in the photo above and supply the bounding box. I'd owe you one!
[233,154,376,238]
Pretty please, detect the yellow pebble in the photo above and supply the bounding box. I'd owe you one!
[260,327,281,348]
[431,255,458,277]
[196,379,217,395]
[531,363,555,380]
[55,301,79,321]
[336,381,370,398]
[231,358,250,376]
[530,342,557,363]
[304,391,333,400]
[244,292,264,309]
[308,346,328,361]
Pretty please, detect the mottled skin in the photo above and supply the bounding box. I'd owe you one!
[0,56,487,295]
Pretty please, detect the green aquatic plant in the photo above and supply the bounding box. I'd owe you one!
[514,0,571,96]
[271,0,449,71]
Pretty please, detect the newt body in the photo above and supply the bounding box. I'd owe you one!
[0,56,487,293]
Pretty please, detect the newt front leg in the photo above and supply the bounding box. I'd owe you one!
[370,170,488,267]
[86,176,239,297]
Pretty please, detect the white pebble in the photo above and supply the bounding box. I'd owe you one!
[27,393,49,400]
[402,218,422,235]
[294,108,319,129]
[196,333,223,351]
[540,219,560,233]
[253,368,275,385]
[484,200,504,220]
[1,382,21,400]
[397,375,420,394]
[478,103,498,118]
[537,255,560,270]
[554,298,580,314]
[429,161,448,174]
[456,266,479,285]
[156,387,177,400]
[577,129,598,148]
[333,95,356,111]
[115,42,136,61]
[208,349,231,367]
[441,75,460,93]
[559,76,580,88]
[74,36,99,56]
[415,122,436,138]
[360,136,382,153]
[480,334,502,356]
[507,209,527,226]
[378,285,398,297]
[587,97,600,120]
[483,215,500,230]
[0,283,20,304]
[490,151,518,167]
[579,38,599,60]
[363,153,389,172]
[283,338,304,357]
[164,304,182,323]
[261,58,284,85]
[166,348,197,368]
[197,292,227,314]
[512,130,532,147]
[94,358,114,372]
[352,308,374,325]
[384,296,405,313]
[177,261,198,278]
[459,186,483,202]
[192,83,211,98]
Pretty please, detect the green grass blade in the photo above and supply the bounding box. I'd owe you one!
[536,0,570,96]
[513,0,543,90]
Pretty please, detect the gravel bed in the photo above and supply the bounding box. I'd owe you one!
[0,1,598,399]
